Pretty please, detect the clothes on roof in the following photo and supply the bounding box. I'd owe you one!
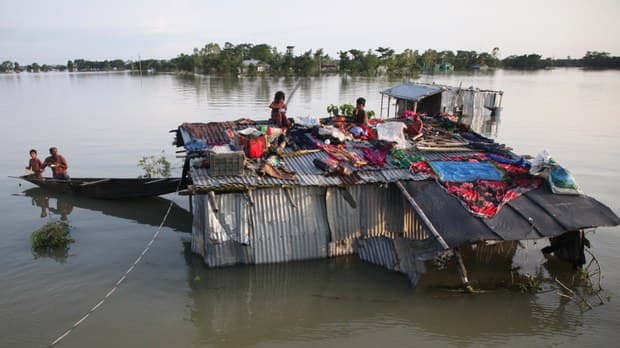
[176,115,609,222]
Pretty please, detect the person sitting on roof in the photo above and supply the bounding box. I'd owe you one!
[402,110,424,137]
[269,91,291,129]
[25,149,44,178]
[42,147,70,180]
[352,97,368,127]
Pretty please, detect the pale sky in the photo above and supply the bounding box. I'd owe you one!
[1,0,619,64]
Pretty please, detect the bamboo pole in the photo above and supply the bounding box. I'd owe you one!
[396,181,473,292]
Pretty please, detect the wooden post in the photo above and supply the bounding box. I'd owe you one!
[387,96,391,117]
[208,191,218,212]
[380,94,384,118]
[413,101,418,113]
[454,248,474,293]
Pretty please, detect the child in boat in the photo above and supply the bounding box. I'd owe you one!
[25,149,43,178]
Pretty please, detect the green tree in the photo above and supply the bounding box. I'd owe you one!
[1,61,14,72]
[581,51,616,68]
[338,50,351,74]
[421,49,439,70]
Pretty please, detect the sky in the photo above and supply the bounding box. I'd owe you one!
[1,0,619,64]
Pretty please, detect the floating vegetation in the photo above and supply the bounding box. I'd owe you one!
[510,271,544,293]
[31,221,73,250]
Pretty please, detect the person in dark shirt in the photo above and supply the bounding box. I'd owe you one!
[269,91,291,129]
[42,147,70,180]
[352,97,368,127]
[25,149,44,178]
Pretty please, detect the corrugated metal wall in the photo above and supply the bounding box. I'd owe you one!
[361,184,403,238]
[192,194,206,257]
[206,192,251,244]
[440,88,500,137]
[357,237,399,271]
[403,202,430,241]
[193,183,438,267]
[251,186,330,264]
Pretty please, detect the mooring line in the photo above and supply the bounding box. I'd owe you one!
[48,193,179,347]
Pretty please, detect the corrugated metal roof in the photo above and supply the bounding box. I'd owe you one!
[190,150,436,192]
[401,180,620,248]
[180,122,237,146]
[380,83,443,102]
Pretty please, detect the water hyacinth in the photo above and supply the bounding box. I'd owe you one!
[30,221,74,250]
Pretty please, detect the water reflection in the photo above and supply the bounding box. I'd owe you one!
[22,188,192,233]
[182,241,582,347]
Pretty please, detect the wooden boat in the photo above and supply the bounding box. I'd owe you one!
[16,176,184,199]
[22,187,192,232]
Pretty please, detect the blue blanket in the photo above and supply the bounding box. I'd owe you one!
[429,161,503,182]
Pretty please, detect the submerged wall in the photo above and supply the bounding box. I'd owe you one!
[191,183,433,268]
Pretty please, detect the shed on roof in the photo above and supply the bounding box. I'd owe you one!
[380,82,443,102]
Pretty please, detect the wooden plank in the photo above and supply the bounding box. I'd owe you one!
[80,179,111,186]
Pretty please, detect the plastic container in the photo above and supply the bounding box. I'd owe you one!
[246,136,266,158]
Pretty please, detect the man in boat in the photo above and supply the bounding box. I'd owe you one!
[25,149,43,178]
[42,147,70,180]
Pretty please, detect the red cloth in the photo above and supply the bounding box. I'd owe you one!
[320,144,368,168]
[357,147,388,167]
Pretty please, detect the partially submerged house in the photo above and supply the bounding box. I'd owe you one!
[380,82,503,136]
[175,83,619,289]
[241,59,270,74]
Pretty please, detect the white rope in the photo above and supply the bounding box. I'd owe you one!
[48,194,179,347]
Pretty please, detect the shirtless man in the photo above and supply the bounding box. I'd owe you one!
[42,147,69,180]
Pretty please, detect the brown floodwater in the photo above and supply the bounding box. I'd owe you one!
[0,69,618,347]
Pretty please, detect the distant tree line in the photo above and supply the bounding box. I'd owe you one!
[2,44,619,75]
[501,51,620,69]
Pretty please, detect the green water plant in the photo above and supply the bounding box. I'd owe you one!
[339,103,355,117]
[138,150,172,178]
[326,103,376,118]
[327,104,339,117]
[31,221,73,250]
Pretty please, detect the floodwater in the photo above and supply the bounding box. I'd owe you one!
[0,69,619,347]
